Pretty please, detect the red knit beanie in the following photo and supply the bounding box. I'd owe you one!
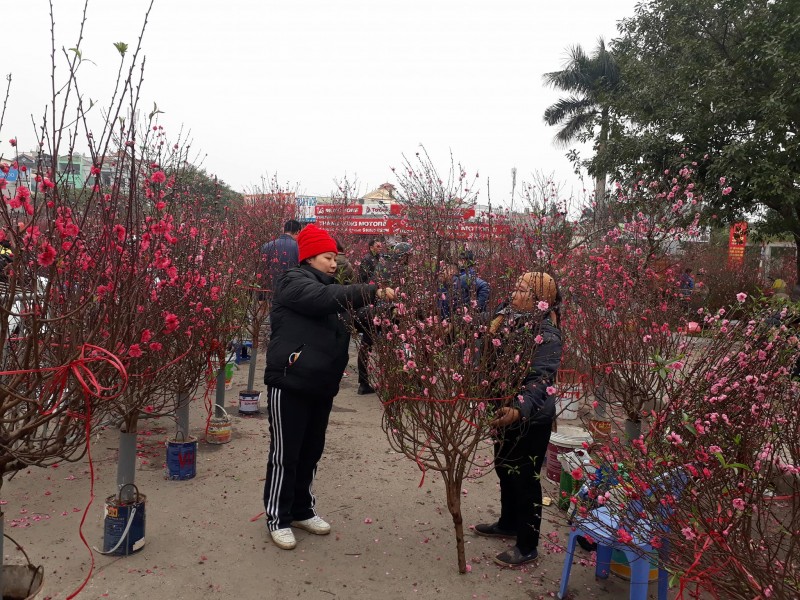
[297,224,337,263]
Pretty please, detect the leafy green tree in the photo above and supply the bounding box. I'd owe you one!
[171,164,243,215]
[542,39,620,214]
[604,0,800,278]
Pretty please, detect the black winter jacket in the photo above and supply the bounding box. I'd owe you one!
[491,305,563,427]
[358,251,382,284]
[264,265,377,398]
[513,317,562,426]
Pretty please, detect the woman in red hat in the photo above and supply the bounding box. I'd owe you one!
[262,224,395,550]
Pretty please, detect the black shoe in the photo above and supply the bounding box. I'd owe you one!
[474,522,517,538]
[357,384,375,395]
[493,547,539,567]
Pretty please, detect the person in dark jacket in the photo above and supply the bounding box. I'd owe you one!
[263,224,395,550]
[0,240,13,283]
[357,237,384,284]
[353,242,412,394]
[333,238,356,285]
[438,262,491,319]
[678,267,694,313]
[457,250,491,311]
[260,220,302,295]
[474,271,563,567]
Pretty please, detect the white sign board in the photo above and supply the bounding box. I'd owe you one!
[296,196,317,222]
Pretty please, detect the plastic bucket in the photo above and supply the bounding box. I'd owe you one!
[2,534,44,599]
[557,395,579,420]
[207,406,232,445]
[546,425,592,483]
[165,433,197,480]
[557,449,595,510]
[103,484,146,556]
[238,390,261,415]
[224,362,235,391]
[555,370,584,421]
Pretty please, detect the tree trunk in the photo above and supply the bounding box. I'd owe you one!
[117,411,140,503]
[594,172,606,222]
[246,347,258,392]
[1,512,4,598]
[215,365,226,418]
[594,108,609,223]
[624,418,641,443]
[247,298,262,392]
[176,392,190,440]
[444,477,467,574]
[794,232,800,285]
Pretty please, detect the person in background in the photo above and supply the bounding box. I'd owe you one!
[437,263,464,320]
[260,220,302,294]
[334,238,356,285]
[474,272,563,568]
[358,237,384,284]
[679,267,694,312]
[333,238,356,379]
[438,259,491,320]
[353,242,411,393]
[386,242,412,282]
[0,240,13,283]
[457,249,491,312]
[772,278,790,303]
[262,224,396,551]
[352,237,386,394]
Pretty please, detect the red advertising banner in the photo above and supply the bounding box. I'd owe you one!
[399,206,476,220]
[315,217,388,234]
[445,221,511,240]
[315,204,363,216]
[728,221,748,265]
[314,202,476,220]
[311,202,498,238]
[386,219,510,240]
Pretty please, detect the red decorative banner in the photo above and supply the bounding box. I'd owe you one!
[315,217,388,234]
[314,204,363,216]
[728,221,747,265]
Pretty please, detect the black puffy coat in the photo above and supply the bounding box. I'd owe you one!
[512,317,562,426]
[264,265,377,398]
[490,305,563,427]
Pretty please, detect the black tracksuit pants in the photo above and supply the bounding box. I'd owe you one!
[494,423,552,555]
[264,387,334,531]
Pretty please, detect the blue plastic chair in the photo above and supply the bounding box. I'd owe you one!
[234,339,253,365]
[558,468,687,600]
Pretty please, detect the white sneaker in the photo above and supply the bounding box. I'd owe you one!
[292,516,331,535]
[270,528,297,549]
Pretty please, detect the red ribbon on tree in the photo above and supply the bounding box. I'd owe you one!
[1,344,128,600]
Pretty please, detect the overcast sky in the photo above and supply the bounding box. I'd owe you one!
[3,0,637,205]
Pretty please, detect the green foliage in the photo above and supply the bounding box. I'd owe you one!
[171,164,243,215]
[600,0,800,273]
[148,102,163,121]
[542,39,620,149]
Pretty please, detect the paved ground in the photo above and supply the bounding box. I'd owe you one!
[1,348,663,599]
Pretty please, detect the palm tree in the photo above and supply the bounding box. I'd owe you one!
[543,39,619,218]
